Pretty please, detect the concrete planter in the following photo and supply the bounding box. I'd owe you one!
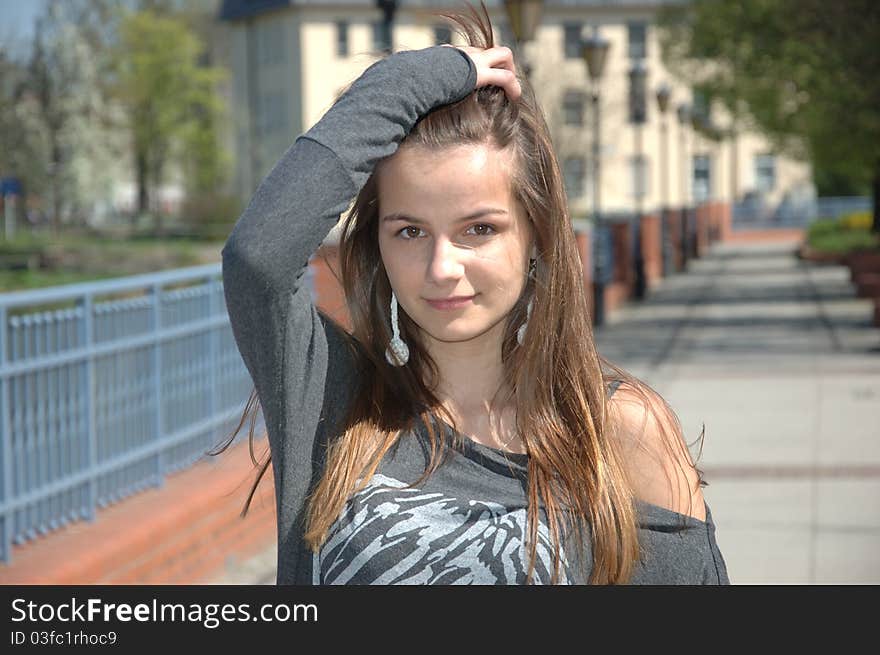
[845,248,880,283]
[855,272,880,299]
[797,243,845,265]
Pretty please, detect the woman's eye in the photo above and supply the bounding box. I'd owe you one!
[397,226,424,239]
[467,224,496,236]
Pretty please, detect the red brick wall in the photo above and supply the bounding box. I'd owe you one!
[640,214,662,289]
[574,230,595,320]
[312,245,350,330]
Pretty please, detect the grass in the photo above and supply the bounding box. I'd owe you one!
[0,270,121,293]
[0,230,224,292]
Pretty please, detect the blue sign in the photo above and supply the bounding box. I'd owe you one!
[1,177,23,197]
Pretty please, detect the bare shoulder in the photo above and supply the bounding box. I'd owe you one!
[607,381,706,522]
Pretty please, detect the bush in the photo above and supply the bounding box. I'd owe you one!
[807,218,839,239]
[808,229,878,254]
[839,211,873,232]
[806,211,878,255]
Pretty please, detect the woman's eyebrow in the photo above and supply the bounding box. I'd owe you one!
[380,208,509,224]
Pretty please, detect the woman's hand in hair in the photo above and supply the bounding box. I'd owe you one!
[440,44,522,103]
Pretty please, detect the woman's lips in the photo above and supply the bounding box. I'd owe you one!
[425,295,476,310]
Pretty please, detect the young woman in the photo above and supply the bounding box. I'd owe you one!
[217,3,730,585]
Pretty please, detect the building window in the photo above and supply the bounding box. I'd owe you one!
[755,154,776,193]
[259,91,287,137]
[563,90,586,126]
[628,22,647,59]
[692,89,711,123]
[563,157,586,198]
[257,21,284,67]
[336,20,349,57]
[433,24,452,45]
[630,155,649,199]
[372,20,392,52]
[693,154,712,203]
[563,22,583,59]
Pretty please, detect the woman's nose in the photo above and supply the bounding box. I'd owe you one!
[426,237,465,283]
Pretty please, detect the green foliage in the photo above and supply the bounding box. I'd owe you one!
[111,8,228,217]
[806,218,840,240]
[657,0,880,196]
[808,230,879,255]
[807,214,879,254]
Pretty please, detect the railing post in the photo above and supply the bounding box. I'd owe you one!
[150,282,164,487]
[77,293,97,521]
[0,305,11,562]
[207,276,218,450]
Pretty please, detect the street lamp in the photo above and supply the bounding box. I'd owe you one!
[582,27,610,327]
[655,82,672,276]
[375,0,397,53]
[502,0,544,79]
[677,103,691,271]
[628,60,648,300]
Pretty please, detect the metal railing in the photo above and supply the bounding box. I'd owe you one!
[0,264,262,564]
[732,195,871,227]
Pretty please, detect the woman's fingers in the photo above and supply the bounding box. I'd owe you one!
[481,67,521,102]
[440,44,521,102]
[476,47,521,101]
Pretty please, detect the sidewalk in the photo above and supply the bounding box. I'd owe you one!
[211,235,880,584]
[595,236,880,583]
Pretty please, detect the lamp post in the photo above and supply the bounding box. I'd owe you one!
[502,0,544,79]
[628,60,647,300]
[375,0,397,53]
[582,28,610,327]
[677,103,691,271]
[655,83,671,276]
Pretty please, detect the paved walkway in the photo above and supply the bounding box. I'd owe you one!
[210,236,880,584]
[596,237,880,584]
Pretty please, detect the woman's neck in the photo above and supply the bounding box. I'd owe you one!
[419,321,523,451]
[426,337,508,413]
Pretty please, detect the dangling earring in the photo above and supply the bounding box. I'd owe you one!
[517,257,537,347]
[385,290,410,366]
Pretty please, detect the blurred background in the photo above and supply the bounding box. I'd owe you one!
[0,0,877,585]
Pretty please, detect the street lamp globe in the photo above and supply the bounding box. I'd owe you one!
[628,60,648,124]
[656,82,671,114]
[502,0,544,44]
[582,29,610,82]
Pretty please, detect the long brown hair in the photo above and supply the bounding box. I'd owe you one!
[212,1,707,585]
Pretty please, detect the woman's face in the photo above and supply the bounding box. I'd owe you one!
[376,142,535,349]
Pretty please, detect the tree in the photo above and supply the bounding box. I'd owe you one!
[5,0,128,235]
[657,0,880,232]
[112,8,226,236]
[0,45,46,220]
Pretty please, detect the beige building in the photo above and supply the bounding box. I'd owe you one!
[217,0,813,222]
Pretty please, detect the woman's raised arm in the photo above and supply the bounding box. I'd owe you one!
[219,45,480,467]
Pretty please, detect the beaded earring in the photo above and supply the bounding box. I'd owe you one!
[385,290,410,366]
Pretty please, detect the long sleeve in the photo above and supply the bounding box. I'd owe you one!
[630,500,731,585]
[220,45,478,584]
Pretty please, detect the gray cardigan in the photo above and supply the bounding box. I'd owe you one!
[221,45,730,585]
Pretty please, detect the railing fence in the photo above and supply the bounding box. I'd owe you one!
[0,264,261,564]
